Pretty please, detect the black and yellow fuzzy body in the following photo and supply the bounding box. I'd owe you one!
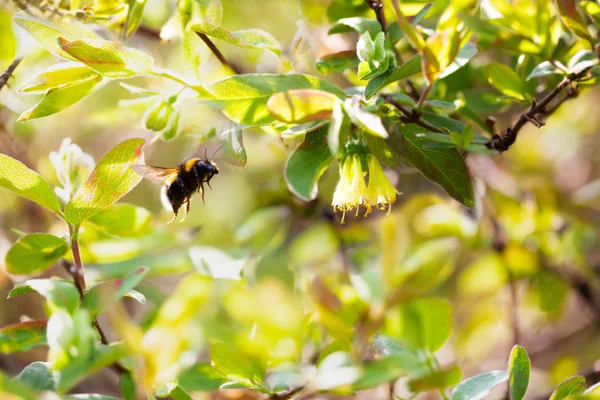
[132,157,219,222]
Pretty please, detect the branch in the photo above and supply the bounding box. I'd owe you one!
[364,0,387,31]
[0,58,23,92]
[269,386,305,400]
[196,32,241,74]
[381,94,444,133]
[486,68,593,152]
[64,230,128,376]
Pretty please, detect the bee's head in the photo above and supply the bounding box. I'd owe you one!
[208,160,219,175]
[193,159,219,183]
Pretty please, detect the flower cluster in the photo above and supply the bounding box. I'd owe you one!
[332,149,399,223]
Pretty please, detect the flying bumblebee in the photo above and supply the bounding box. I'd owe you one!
[132,153,219,223]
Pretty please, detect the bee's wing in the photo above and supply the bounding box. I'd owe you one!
[131,165,179,185]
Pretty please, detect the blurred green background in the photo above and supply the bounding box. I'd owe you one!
[1,0,600,399]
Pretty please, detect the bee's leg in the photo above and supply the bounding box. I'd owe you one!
[206,178,212,189]
[180,199,190,222]
[168,213,177,224]
[199,182,205,204]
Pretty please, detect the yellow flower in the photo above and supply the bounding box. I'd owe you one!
[365,154,398,214]
[332,154,368,223]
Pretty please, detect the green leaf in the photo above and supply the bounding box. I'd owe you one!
[400,124,475,209]
[5,234,69,275]
[0,154,62,214]
[124,0,147,39]
[316,51,360,74]
[169,386,194,400]
[581,1,600,26]
[343,98,388,138]
[365,53,422,98]
[121,371,136,400]
[19,62,99,93]
[65,138,145,227]
[550,376,586,400]
[58,37,154,78]
[205,74,345,125]
[0,369,37,400]
[13,11,101,60]
[392,1,426,51]
[193,23,281,55]
[508,345,530,400]
[555,0,594,43]
[284,125,333,201]
[373,334,410,356]
[63,395,121,400]
[0,11,16,64]
[328,17,381,36]
[82,266,149,318]
[87,203,152,237]
[9,279,79,313]
[217,125,247,167]
[0,319,47,353]
[353,354,427,389]
[357,31,375,62]
[423,100,456,111]
[439,43,478,79]
[488,63,528,101]
[527,61,562,80]
[57,342,130,392]
[282,121,327,137]
[17,362,58,391]
[452,371,509,400]
[17,74,103,122]
[396,297,453,352]
[267,89,337,123]
[408,365,462,392]
[210,343,264,388]
[567,50,598,74]
[179,363,227,392]
[458,13,505,40]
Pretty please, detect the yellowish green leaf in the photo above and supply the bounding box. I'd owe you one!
[0,154,62,214]
[5,234,69,275]
[18,75,103,122]
[58,38,154,78]
[19,62,99,93]
[267,89,337,123]
[65,138,145,227]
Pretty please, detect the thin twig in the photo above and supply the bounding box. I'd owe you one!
[196,32,241,74]
[0,58,23,92]
[416,84,431,108]
[382,94,444,133]
[486,67,593,152]
[269,386,305,400]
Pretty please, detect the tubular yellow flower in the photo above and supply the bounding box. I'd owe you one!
[332,154,368,223]
[366,154,398,214]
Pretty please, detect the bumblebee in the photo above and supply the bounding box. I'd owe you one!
[132,156,219,223]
